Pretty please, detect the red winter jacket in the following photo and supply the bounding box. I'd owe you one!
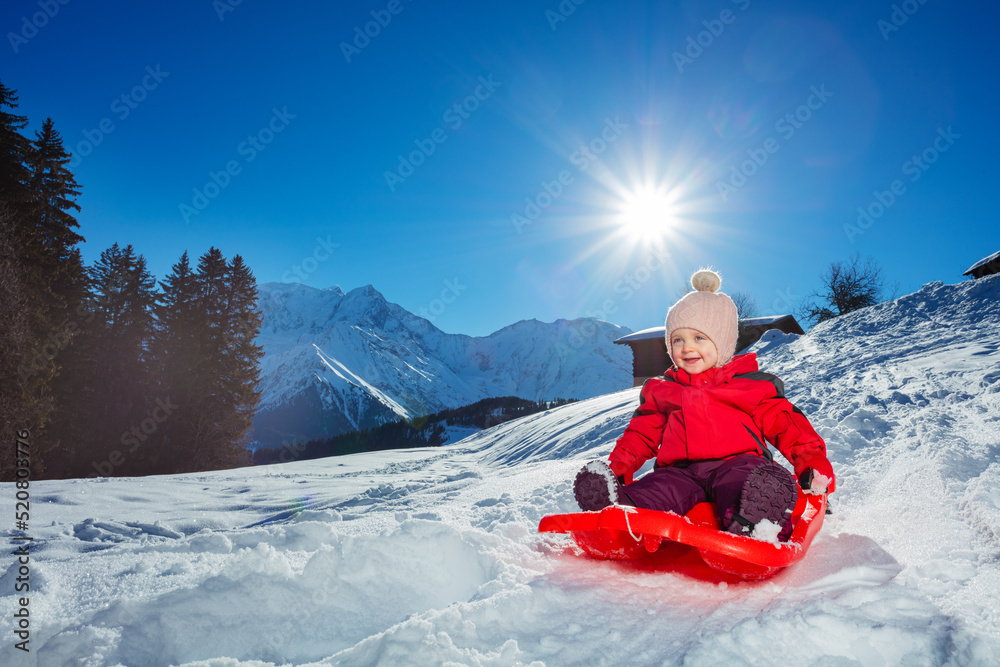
[609,353,832,487]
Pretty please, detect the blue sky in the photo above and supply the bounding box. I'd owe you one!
[3,0,997,337]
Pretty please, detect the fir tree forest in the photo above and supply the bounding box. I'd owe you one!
[0,79,264,480]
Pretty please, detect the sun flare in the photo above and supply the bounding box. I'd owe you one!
[617,187,676,243]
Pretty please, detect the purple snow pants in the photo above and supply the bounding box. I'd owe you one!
[619,454,768,525]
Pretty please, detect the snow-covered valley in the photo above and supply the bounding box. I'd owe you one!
[2,275,999,666]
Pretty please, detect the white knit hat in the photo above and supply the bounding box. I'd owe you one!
[665,269,738,368]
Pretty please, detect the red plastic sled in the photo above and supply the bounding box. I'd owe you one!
[538,491,827,579]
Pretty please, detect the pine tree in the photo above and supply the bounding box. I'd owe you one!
[154,248,263,474]
[0,81,41,480]
[26,118,88,477]
[0,83,86,478]
[186,247,231,472]
[68,244,157,477]
[27,117,85,317]
[219,255,263,461]
[153,251,200,473]
[27,119,83,252]
[0,79,32,208]
[159,247,242,472]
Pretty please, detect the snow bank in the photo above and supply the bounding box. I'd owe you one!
[36,520,498,665]
[2,276,999,665]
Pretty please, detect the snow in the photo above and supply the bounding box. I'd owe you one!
[612,326,666,343]
[3,275,1000,665]
[737,314,795,327]
[750,519,783,543]
[963,249,1000,275]
[312,345,412,421]
[736,328,801,356]
[254,283,632,448]
[803,470,833,495]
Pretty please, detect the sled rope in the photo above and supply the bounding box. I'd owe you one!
[620,506,641,542]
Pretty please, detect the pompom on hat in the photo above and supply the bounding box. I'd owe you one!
[665,269,739,368]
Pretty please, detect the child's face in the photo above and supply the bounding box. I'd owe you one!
[670,328,719,374]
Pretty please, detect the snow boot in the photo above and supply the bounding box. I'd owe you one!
[726,463,798,540]
[574,460,627,511]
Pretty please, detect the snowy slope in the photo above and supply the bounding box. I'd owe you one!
[254,283,632,448]
[2,275,999,666]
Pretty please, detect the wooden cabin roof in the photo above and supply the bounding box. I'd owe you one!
[613,315,803,346]
[964,250,1000,277]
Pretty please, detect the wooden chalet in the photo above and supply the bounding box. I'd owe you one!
[963,251,1000,280]
[614,314,805,387]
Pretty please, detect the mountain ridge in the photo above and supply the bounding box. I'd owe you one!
[253,282,633,448]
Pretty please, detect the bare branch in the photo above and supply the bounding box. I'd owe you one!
[801,253,886,325]
[730,291,759,320]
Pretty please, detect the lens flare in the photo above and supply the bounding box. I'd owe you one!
[616,186,677,244]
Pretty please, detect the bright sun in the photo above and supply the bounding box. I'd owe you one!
[617,187,676,243]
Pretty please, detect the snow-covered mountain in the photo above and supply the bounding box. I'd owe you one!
[3,275,999,665]
[253,282,633,448]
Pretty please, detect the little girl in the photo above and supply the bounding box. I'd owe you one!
[574,269,835,539]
